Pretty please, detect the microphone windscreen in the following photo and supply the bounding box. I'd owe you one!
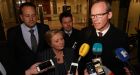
[92,43,103,55]
[79,43,90,57]
[115,48,129,62]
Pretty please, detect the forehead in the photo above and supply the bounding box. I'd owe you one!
[62,17,72,22]
[22,6,36,13]
[52,33,62,39]
[91,2,107,14]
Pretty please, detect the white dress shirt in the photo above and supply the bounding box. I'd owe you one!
[21,23,39,49]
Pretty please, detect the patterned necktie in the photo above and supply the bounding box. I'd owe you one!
[98,32,103,37]
[29,29,37,52]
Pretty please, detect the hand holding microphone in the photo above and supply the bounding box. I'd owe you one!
[91,43,105,75]
[69,43,90,75]
[115,48,137,75]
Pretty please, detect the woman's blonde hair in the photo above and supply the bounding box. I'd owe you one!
[45,29,64,46]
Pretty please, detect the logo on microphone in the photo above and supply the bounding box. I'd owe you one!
[92,43,102,55]
[115,48,129,62]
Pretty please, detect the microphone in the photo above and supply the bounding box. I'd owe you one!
[115,48,129,62]
[92,43,102,55]
[92,43,105,75]
[78,43,90,62]
[69,43,90,75]
[115,48,137,75]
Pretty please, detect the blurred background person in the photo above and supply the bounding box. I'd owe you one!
[26,29,75,75]
[7,2,50,75]
[59,12,81,56]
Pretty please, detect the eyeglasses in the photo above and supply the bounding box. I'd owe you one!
[91,11,108,19]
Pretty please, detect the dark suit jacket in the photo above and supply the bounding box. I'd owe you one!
[61,28,81,58]
[7,23,50,75]
[61,28,80,48]
[38,48,75,75]
[79,24,129,75]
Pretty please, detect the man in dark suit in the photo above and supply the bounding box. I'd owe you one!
[79,0,130,75]
[59,12,81,55]
[7,2,49,75]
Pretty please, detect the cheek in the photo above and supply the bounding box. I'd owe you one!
[33,17,37,20]
[100,18,107,24]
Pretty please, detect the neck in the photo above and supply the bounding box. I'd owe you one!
[53,49,62,54]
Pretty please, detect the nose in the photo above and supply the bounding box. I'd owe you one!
[29,16,34,21]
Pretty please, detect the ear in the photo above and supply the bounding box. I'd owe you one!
[108,11,112,19]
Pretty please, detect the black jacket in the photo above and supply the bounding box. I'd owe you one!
[7,23,50,75]
[79,24,129,75]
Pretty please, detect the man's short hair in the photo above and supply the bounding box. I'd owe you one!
[59,12,73,23]
[92,0,112,12]
[19,2,36,14]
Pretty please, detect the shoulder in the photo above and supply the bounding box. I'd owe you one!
[63,48,74,54]
[72,28,80,32]
[36,23,50,30]
[110,25,128,37]
[7,25,21,34]
[7,25,20,31]
[81,26,95,32]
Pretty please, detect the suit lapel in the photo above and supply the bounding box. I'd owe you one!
[18,26,32,51]
[36,24,44,52]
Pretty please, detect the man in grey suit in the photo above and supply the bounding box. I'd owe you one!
[7,2,50,75]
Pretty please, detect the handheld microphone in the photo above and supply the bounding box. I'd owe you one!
[92,43,105,75]
[69,43,90,75]
[115,48,137,75]
[78,43,90,62]
[92,43,103,55]
[115,48,129,62]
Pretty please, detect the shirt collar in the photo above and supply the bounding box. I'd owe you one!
[21,23,37,32]
[96,24,110,36]
[64,30,72,35]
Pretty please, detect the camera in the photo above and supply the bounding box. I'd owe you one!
[92,58,105,75]
[86,62,97,75]
[36,59,55,72]
[69,62,78,75]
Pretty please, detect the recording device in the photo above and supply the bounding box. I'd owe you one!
[115,48,137,75]
[115,48,129,62]
[92,58,105,75]
[69,62,78,75]
[92,43,105,75]
[36,59,55,72]
[86,62,97,75]
[69,43,89,75]
[78,43,90,62]
[92,43,102,55]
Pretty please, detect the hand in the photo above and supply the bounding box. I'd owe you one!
[84,69,89,75]
[123,67,131,75]
[25,63,40,75]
